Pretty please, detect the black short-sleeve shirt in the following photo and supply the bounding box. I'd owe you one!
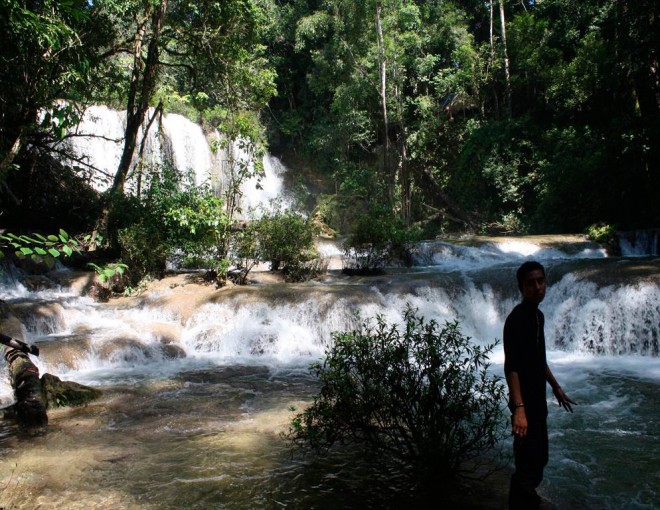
[503,301,548,419]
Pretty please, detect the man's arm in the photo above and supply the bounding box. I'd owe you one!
[545,365,576,412]
[506,371,528,437]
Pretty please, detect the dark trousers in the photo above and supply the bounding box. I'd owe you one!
[509,418,549,510]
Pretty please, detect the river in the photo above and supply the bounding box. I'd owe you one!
[0,236,658,509]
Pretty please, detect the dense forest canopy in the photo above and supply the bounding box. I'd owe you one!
[1,0,658,239]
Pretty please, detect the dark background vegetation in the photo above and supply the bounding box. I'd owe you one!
[1,0,658,244]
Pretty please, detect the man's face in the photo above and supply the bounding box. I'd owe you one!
[521,269,546,304]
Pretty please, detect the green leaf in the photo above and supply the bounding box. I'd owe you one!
[62,245,73,257]
[48,235,59,242]
[35,247,48,255]
[59,229,69,242]
[48,248,61,258]
[20,247,34,255]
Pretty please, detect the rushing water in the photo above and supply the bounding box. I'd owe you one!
[61,105,288,217]
[0,238,659,509]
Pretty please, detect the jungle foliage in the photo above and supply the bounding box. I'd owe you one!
[266,0,660,233]
[0,0,658,279]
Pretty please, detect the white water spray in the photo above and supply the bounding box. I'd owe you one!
[61,106,288,213]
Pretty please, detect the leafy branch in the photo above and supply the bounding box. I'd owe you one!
[0,229,80,268]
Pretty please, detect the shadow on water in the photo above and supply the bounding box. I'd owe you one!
[0,364,511,510]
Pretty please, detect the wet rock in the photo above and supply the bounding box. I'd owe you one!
[162,343,186,359]
[20,275,58,292]
[88,282,111,302]
[40,373,102,409]
[47,270,97,296]
[0,300,23,339]
[9,300,66,336]
[150,322,182,344]
[37,335,92,370]
[97,337,153,362]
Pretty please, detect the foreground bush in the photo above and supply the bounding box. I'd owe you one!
[288,308,507,478]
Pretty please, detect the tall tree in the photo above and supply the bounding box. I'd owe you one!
[498,0,511,116]
[111,0,167,195]
[91,0,275,234]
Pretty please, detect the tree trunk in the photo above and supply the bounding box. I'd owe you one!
[136,100,164,198]
[0,131,23,185]
[399,131,411,225]
[499,0,512,117]
[95,1,167,238]
[375,2,391,202]
[420,166,478,228]
[112,1,167,195]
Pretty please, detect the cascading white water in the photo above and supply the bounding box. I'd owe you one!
[413,237,607,271]
[63,105,164,190]
[1,239,659,509]
[619,229,660,256]
[224,140,291,215]
[161,113,213,186]
[1,239,657,391]
[62,105,288,215]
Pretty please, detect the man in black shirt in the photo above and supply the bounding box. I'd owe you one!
[503,261,576,509]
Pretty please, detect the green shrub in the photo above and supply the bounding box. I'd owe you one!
[288,307,507,478]
[586,222,617,245]
[343,206,419,272]
[230,223,261,284]
[114,168,230,281]
[255,209,318,275]
[117,223,167,283]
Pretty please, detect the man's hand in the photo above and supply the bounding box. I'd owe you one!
[552,386,576,412]
[512,407,528,438]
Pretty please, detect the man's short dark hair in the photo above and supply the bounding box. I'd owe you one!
[516,261,545,291]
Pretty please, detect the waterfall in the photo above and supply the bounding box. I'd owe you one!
[240,155,290,214]
[412,236,607,271]
[62,105,287,213]
[618,229,660,256]
[63,105,164,190]
[161,113,213,186]
[1,238,658,402]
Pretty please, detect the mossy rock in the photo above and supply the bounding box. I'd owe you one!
[40,373,102,409]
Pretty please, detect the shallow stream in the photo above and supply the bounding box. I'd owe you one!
[0,237,658,509]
